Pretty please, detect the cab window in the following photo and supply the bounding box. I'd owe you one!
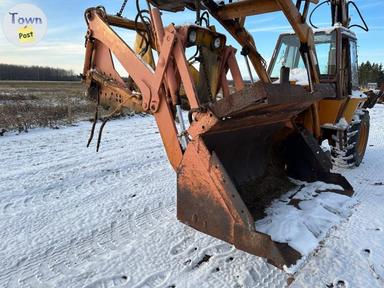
[269,30,337,80]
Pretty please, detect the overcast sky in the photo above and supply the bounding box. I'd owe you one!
[0,0,383,76]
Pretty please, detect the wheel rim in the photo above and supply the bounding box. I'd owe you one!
[357,120,368,157]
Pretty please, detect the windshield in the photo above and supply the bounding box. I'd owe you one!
[269,31,337,81]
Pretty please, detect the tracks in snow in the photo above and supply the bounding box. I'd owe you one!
[1,201,175,287]
[1,106,383,287]
[0,118,177,287]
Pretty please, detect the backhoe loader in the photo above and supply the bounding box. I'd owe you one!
[81,0,375,268]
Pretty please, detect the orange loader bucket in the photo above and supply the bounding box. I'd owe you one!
[177,82,353,268]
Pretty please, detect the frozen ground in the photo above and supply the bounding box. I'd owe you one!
[1,106,384,288]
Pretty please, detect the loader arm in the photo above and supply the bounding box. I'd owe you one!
[84,8,184,168]
[202,0,321,86]
[82,2,354,269]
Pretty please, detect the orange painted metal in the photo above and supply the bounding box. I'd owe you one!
[214,0,319,19]
[173,40,200,109]
[318,97,366,126]
[319,99,346,125]
[177,136,302,268]
[227,47,245,92]
[342,98,366,123]
[203,0,271,83]
[86,10,153,109]
[82,30,94,79]
[151,8,179,106]
[82,5,354,269]
[148,29,177,112]
[84,8,183,169]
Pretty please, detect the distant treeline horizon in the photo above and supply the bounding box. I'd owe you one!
[1,61,383,86]
[0,63,80,81]
[359,61,384,88]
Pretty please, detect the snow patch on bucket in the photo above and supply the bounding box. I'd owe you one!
[255,180,358,271]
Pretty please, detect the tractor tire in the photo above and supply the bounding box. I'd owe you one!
[331,110,370,167]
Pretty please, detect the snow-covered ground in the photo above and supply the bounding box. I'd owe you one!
[1,106,384,288]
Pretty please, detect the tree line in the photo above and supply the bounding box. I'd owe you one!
[0,63,79,81]
[1,61,383,86]
[359,61,384,88]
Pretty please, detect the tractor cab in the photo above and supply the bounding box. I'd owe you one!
[268,26,359,98]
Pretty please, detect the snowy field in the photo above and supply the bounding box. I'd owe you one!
[1,106,384,288]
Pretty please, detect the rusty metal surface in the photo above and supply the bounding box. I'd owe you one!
[88,71,143,111]
[363,90,384,109]
[284,127,354,196]
[177,136,302,269]
[234,225,302,268]
[82,4,355,270]
[202,0,271,83]
[106,15,148,32]
[84,7,184,169]
[148,0,195,12]
[203,123,295,220]
[177,109,353,267]
[215,0,282,19]
[177,123,352,268]
[210,82,336,119]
